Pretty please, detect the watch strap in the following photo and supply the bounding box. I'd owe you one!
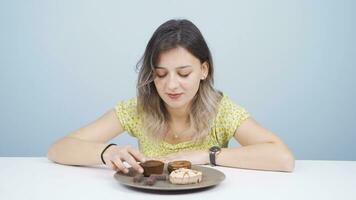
[209,150,217,166]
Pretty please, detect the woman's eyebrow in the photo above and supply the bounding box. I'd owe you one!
[156,65,192,69]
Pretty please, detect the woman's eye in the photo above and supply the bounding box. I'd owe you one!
[156,73,167,78]
[179,73,190,77]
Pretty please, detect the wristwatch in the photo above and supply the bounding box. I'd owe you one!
[209,146,221,166]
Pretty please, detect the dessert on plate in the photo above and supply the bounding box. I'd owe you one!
[169,168,203,185]
[140,160,164,177]
[167,160,191,174]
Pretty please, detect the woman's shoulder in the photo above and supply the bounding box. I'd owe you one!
[114,97,138,118]
[216,93,250,121]
[117,97,137,106]
[114,97,141,137]
[213,93,250,141]
[217,93,239,109]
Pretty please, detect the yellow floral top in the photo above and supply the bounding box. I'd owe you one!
[114,95,250,157]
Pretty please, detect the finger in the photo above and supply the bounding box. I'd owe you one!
[103,156,116,170]
[112,158,128,173]
[107,161,119,171]
[128,148,146,163]
[122,153,144,173]
[111,162,119,171]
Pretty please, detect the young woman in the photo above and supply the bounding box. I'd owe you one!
[48,19,295,174]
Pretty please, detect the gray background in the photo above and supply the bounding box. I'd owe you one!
[1,0,355,160]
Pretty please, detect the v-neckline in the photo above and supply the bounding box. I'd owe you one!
[162,139,195,146]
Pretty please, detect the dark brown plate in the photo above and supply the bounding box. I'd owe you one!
[114,165,225,191]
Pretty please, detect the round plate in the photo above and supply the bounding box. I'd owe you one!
[114,165,225,191]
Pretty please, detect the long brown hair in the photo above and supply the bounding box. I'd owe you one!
[136,19,222,141]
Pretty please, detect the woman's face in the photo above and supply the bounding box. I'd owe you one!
[154,46,208,110]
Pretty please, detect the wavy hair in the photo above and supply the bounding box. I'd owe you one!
[136,19,222,142]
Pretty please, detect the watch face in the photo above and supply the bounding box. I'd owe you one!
[210,146,221,153]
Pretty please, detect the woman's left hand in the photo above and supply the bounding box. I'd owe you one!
[151,150,210,165]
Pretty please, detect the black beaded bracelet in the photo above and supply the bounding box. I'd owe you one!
[101,143,117,165]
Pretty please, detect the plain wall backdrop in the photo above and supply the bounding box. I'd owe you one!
[1,0,355,160]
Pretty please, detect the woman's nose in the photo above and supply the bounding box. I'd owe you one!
[167,75,179,90]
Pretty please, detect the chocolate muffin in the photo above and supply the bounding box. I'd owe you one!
[167,160,192,174]
[140,160,164,177]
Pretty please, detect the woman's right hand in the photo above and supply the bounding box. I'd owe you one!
[102,145,146,174]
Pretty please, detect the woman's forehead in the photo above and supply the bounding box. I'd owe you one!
[157,47,200,68]
[155,65,193,70]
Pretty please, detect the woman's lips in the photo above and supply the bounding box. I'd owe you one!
[167,93,183,100]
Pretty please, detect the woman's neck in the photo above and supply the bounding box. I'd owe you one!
[166,104,190,123]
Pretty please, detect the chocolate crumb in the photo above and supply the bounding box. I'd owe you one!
[150,174,167,181]
[144,176,157,186]
[133,174,144,183]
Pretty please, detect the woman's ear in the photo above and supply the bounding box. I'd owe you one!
[201,61,209,80]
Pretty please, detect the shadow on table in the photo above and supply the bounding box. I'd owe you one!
[121,184,217,194]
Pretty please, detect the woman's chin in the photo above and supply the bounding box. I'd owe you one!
[164,100,187,110]
[166,103,184,109]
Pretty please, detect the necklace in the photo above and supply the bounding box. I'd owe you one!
[167,120,191,140]
[170,127,191,139]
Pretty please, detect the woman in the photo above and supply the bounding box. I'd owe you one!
[48,19,295,173]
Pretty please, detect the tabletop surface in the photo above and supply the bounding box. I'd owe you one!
[0,157,355,200]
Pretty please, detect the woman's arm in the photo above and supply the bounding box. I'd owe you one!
[216,118,295,172]
[47,109,123,165]
[159,118,295,172]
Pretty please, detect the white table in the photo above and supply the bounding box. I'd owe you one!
[0,158,355,200]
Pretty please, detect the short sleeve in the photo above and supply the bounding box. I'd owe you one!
[114,97,140,137]
[214,95,250,145]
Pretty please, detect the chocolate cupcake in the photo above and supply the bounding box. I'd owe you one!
[167,160,192,174]
[140,160,164,177]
